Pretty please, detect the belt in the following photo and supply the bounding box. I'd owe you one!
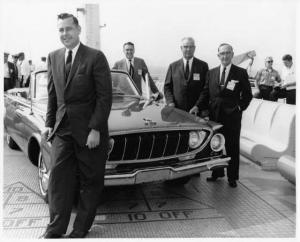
[259,84,273,88]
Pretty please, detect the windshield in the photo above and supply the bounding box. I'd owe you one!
[32,71,141,108]
[111,71,141,110]
[31,71,48,101]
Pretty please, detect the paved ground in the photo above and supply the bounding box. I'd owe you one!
[2,138,296,238]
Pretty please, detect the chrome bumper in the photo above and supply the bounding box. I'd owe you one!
[104,157,230,186]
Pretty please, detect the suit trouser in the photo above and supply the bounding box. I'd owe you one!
[211,112,241,181]
[4,78,12,91]
[253,85,273,100]
[46,133,108,235]
[286,89,296,105]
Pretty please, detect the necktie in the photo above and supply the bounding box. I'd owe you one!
[185,60,190,80]
[129,60,134,78]
[220,66,226,86]
[65,50,72,81]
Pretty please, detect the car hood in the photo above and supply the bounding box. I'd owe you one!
[109,100,220,133]
[34,99,222,133]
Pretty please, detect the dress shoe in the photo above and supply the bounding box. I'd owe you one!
[228,180,237,188]
[39,232,62,238]
[67,230,88,238]
[206,175,224,182]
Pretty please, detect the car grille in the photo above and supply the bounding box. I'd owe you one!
[108,130,209,162]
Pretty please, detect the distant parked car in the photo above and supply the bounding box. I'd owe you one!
[4,69,230,201]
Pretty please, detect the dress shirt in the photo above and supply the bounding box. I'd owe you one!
[281,65,296,90]
[183,57,193,73]
[255,68,281,86]
[4,62,10,78]
[65,42,80,65]
[19,60,31,77]
[126,57,135,72]
[219,63,232,83]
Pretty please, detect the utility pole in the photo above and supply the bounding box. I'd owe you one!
[76,4,105,50]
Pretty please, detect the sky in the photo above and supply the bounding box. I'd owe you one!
[0,0,298,75]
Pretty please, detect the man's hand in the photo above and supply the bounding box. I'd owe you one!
[86,129,100,149]
[189,106,199,115]
[43,127,53,140]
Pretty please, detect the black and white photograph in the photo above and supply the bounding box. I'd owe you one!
[1,0,297,239]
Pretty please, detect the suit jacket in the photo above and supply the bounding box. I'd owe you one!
[46,43,112,146]
[196,64,252,122]
[164,57,209,112]
[4,62,17,90]
[112,57,159,95]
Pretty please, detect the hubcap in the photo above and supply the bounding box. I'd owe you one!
[6,134,11,144]
[38,152,49,196]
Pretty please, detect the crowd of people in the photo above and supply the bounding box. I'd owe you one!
[3,52,47,91]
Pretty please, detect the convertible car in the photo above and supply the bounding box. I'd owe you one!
[4,69,230,201]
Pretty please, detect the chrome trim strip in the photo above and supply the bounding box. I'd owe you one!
[121,137,127,160]
[148,134,155,159]
[161,133,168,157]
[174,132,181,155]
[135,135,142,160]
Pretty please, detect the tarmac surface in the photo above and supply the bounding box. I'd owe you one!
[2,137,296,238]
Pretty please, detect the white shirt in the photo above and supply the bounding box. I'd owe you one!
[126,57,134,71]
[65,42,80,65]
[281,64,296,90]
[183,57,193,73]
[220,63,232,84]
[19,60,31,80]
[4,62,10,78]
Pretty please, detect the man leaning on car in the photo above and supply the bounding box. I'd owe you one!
[113,41,162,100]
[164,37,209,117]
[40,13,112,238]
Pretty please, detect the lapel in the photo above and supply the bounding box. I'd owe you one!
[214,66,221,91]
[122,59,128,72]
[180,59,185,80]
[132,58,141,91]
[188,58,195,81]
[57,48,65,85]
[65,44,83,89]
[223,64,235,90]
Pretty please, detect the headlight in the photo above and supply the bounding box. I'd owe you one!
[189,131,206,149]
[210,133,225,152]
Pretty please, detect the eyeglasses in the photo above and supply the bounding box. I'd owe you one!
[266,61,273,63]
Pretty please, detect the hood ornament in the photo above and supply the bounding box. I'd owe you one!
[143,118,157,126]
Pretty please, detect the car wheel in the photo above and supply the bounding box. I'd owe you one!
[164,176,192,186]
[6,134,19,150]
[38,152,49,203]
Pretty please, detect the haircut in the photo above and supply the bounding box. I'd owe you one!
[123,42,134,48]
[181,37,195,46]
[282,54,292,61]
[218,43,233,52]
[57,13,79,26]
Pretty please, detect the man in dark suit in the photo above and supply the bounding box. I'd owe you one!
[196,43,252,188]
[4,52,17,91]
[11,54,19,87]
[113,42,162,100]
[41,13,112,238]
[164,37,209,115]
